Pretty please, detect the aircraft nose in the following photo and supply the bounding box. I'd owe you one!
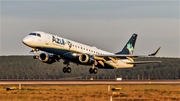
[22,36,31,45]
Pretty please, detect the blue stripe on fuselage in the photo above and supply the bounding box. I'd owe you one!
[38,47,115,69]
[39,47,70,55]
[38,47,80,62]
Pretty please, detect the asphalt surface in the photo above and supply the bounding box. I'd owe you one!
[0,80,180,85]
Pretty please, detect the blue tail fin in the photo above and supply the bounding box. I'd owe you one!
[116,34,137,55]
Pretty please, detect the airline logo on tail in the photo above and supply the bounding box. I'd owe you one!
[126,43,134,54]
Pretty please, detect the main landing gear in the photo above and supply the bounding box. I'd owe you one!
[63,61,71,73]
[89,67,98,74]
[63,67,71,73]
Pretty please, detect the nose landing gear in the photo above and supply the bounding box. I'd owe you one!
[31,48,39,59]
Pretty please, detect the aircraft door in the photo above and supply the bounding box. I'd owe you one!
[46,34,50,45]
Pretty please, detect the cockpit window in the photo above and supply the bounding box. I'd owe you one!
[29,33,36,35]
[29,33,41,37]
[37,33,41,37]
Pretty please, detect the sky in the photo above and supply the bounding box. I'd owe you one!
[0,0,179,57]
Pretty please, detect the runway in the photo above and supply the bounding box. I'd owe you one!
[0,80,180,85]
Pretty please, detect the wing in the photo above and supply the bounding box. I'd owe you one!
[92,47,161,65]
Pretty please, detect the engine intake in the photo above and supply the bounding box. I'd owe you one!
[39,53,58,64]
[79,54,95,64]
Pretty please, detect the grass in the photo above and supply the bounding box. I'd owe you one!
[0,84,179,101]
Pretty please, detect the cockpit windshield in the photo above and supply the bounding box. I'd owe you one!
[29,33,41,37]
[37,33,41,37]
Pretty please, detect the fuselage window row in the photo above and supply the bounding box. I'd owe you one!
[71,44,100,54]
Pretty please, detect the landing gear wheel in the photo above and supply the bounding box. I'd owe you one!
[93,68,98,74]
[89,68,94,74]
[63,67,71,73]
[89,68,98,74]
[33,55,38,59]
[63,67,67,73]
[67,67,71,73]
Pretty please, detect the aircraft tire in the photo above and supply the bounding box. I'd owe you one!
[63,67,67,73]
[33,55,37,59]
[67,67,71,73]
[93,68,98,74]
[89,68,94,74]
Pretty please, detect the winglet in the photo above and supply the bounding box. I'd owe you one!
[148,47,161,56]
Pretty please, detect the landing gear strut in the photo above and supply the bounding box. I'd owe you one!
[63,61,71,73]
[89,68,98,74]
[32,48,39,59]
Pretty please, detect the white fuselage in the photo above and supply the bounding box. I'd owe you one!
[23,31,134,69]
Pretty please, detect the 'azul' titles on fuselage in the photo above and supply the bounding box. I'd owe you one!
[52,35,65,45]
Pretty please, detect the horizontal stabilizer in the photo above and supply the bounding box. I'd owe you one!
[148,47,161,56]
[96,47,161,58]
[127,61,161,64]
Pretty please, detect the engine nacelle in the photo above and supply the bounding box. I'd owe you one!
[39,53,58,64]
[79,54,95,65]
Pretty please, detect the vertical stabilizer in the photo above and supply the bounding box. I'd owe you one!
[116,34,137,55]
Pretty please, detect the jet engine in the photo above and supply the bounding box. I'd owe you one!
[39,53,59,64]
[79,54,95,65]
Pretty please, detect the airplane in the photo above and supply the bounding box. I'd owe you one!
[22,31,161,74]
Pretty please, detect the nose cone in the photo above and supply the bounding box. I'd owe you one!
[22,36,31,46]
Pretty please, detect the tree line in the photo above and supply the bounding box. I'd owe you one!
[0,56,180,80]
